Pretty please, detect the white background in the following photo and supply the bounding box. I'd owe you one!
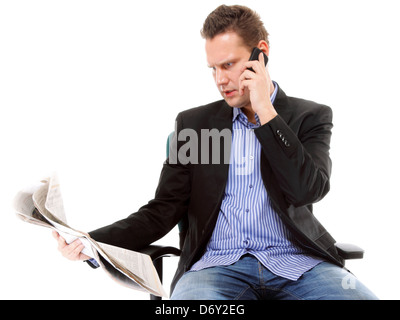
[1,0,399,300]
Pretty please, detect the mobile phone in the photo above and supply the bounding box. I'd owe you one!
[248,47,268,72]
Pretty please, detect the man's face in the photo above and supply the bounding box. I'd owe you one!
[205,31,252,109]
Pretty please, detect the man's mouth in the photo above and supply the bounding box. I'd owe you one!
[223,89,236,97]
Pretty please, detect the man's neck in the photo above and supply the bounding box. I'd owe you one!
[241,106,257,124]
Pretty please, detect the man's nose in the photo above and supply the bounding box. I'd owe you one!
[215,69,228,86]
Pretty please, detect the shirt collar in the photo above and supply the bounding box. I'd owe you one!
[233,81,278,123]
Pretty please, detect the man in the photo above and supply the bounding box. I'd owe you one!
[54,5,377,300]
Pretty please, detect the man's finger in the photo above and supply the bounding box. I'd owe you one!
[52,231,59,240]
[70,243,85,260]
[61,239,82,260]
[258,51,265,65]
[64,239,82,254]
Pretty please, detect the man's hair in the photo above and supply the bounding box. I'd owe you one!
[201,5,269,48]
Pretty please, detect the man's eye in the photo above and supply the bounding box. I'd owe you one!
[225,63,233,68]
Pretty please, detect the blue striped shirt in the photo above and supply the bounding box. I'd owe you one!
[190,82,323,280]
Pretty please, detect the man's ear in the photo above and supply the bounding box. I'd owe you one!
[257,40,269,56]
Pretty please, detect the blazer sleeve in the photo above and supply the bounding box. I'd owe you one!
[255,104,333,207]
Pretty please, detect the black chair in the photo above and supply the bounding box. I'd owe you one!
[138,134,364,300]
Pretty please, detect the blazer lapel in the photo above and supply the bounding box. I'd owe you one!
[206,101,232,217]
[209,100,233,131]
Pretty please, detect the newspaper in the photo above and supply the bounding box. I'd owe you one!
[13,174,167,298]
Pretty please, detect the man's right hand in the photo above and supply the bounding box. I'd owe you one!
[52,231,91,261]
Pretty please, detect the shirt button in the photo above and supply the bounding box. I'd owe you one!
[249,155,254,160]
[249,185,253,189]
[245,209,250,213]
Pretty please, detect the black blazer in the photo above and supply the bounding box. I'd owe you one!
[90,84,343,293]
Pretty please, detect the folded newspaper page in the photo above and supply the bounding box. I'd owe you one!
[13,174,167,298]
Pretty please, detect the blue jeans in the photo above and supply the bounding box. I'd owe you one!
[171,255,378,300]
